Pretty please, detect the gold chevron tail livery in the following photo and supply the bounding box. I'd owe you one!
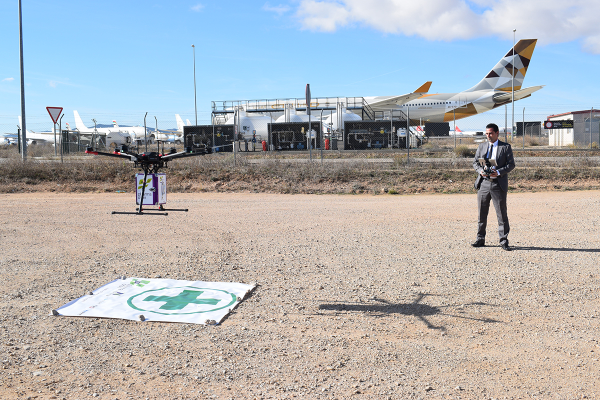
[365,39,542,123]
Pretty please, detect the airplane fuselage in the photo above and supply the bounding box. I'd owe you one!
[366,90,512,123]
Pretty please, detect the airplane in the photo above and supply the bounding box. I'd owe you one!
[17,116,70,145]
[110,119,154,144]
[1,134,18,146]
[368,39,542,123]
[73,111,132,147]
[176,114,187,133]
[453,126,484,135]
[73,110,118,134]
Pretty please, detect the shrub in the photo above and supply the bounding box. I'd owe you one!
[454,145,474,158]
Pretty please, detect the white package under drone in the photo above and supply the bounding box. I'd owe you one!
[136,173,166,206]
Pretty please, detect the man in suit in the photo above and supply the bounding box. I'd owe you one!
[472,123,515,251]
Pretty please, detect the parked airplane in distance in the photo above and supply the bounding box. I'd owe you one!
[1,134,18,146]
[366,39,542,123]
[17,116,68,145]
[110,119,153,144]
[176,114,187,133]
[73,111,132,147]
[454,126,484,135]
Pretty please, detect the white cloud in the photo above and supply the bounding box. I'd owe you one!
[263,2,292,16]
[295,0,600,53]
[48,79,79,88]
[191,3,204,12]
[1,77,14,82]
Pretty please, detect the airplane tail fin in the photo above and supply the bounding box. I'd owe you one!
[18,116,33,134]
[73,111,88,131]
[414,81,432,94]
[112,120,119,128]
[175,114,185,132]
[456,126,462,133]
[186,119,191,126]
[466,39,537,92]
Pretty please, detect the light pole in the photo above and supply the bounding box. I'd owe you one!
[511,29,516,142]
[192,44,197,126]
[18,0,27,160]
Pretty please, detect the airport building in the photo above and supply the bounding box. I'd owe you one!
[547,109,600,147]
[183,96,421,152]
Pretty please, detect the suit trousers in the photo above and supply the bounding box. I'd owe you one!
[477,179,510,242]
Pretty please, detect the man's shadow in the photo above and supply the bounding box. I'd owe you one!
[511,246,600,253]
[318,293,501,331]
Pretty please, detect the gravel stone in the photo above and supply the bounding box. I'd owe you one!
[0,192,599,399]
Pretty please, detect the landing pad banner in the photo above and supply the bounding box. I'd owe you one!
[55,278,255,325]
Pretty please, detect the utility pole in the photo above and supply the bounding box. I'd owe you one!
[192,45,197,126]
[18,0,27,160]
[512,29,516,142]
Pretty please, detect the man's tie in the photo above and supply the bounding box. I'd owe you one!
[486,144,492,158]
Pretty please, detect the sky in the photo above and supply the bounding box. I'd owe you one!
[1,0,599,132]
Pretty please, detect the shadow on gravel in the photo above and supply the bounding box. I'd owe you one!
[318,293,501,331]
[511,246,600,253]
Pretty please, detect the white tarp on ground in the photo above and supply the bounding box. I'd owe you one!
[55,278,255,325]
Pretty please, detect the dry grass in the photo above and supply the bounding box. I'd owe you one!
[453,144,475,158]
[2,146,600,195]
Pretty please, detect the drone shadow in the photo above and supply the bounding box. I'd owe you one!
[318,293,501,331]
[511,246,600,253]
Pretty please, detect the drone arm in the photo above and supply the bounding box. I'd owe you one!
[161,150,208,162]
[85,148,136,161]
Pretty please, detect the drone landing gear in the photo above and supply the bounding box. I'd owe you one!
[111,209,169,216]
[110,205,189,216]
[157,205,189,212]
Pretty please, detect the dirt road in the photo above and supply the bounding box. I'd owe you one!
[1,191,599,399]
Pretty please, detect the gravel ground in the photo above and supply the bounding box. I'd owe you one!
[1,191,599,400]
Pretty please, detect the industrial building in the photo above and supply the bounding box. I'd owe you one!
[547,109,599,147]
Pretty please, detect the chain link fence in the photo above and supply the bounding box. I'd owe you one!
[2,107,599,163]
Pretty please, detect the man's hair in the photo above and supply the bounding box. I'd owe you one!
[486,123,499,133]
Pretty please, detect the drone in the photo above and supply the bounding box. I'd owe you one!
[85,144,209,215]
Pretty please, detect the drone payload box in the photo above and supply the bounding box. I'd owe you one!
[136,173,167,206]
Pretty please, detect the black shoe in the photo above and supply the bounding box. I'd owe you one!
[501,240,511,251]
[471,239,485,247]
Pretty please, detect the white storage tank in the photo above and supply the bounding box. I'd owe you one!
[322,108,362,132]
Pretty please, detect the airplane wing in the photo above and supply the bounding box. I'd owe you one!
[492,85,544,104]
[367,81,432,108]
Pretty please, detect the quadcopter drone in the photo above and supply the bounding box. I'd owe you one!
[85,144,209,215]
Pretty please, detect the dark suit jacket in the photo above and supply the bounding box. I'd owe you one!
[473,140,515,192]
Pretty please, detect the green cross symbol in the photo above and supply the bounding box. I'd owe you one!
[131,279,150,287]
[142,289,220,311]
